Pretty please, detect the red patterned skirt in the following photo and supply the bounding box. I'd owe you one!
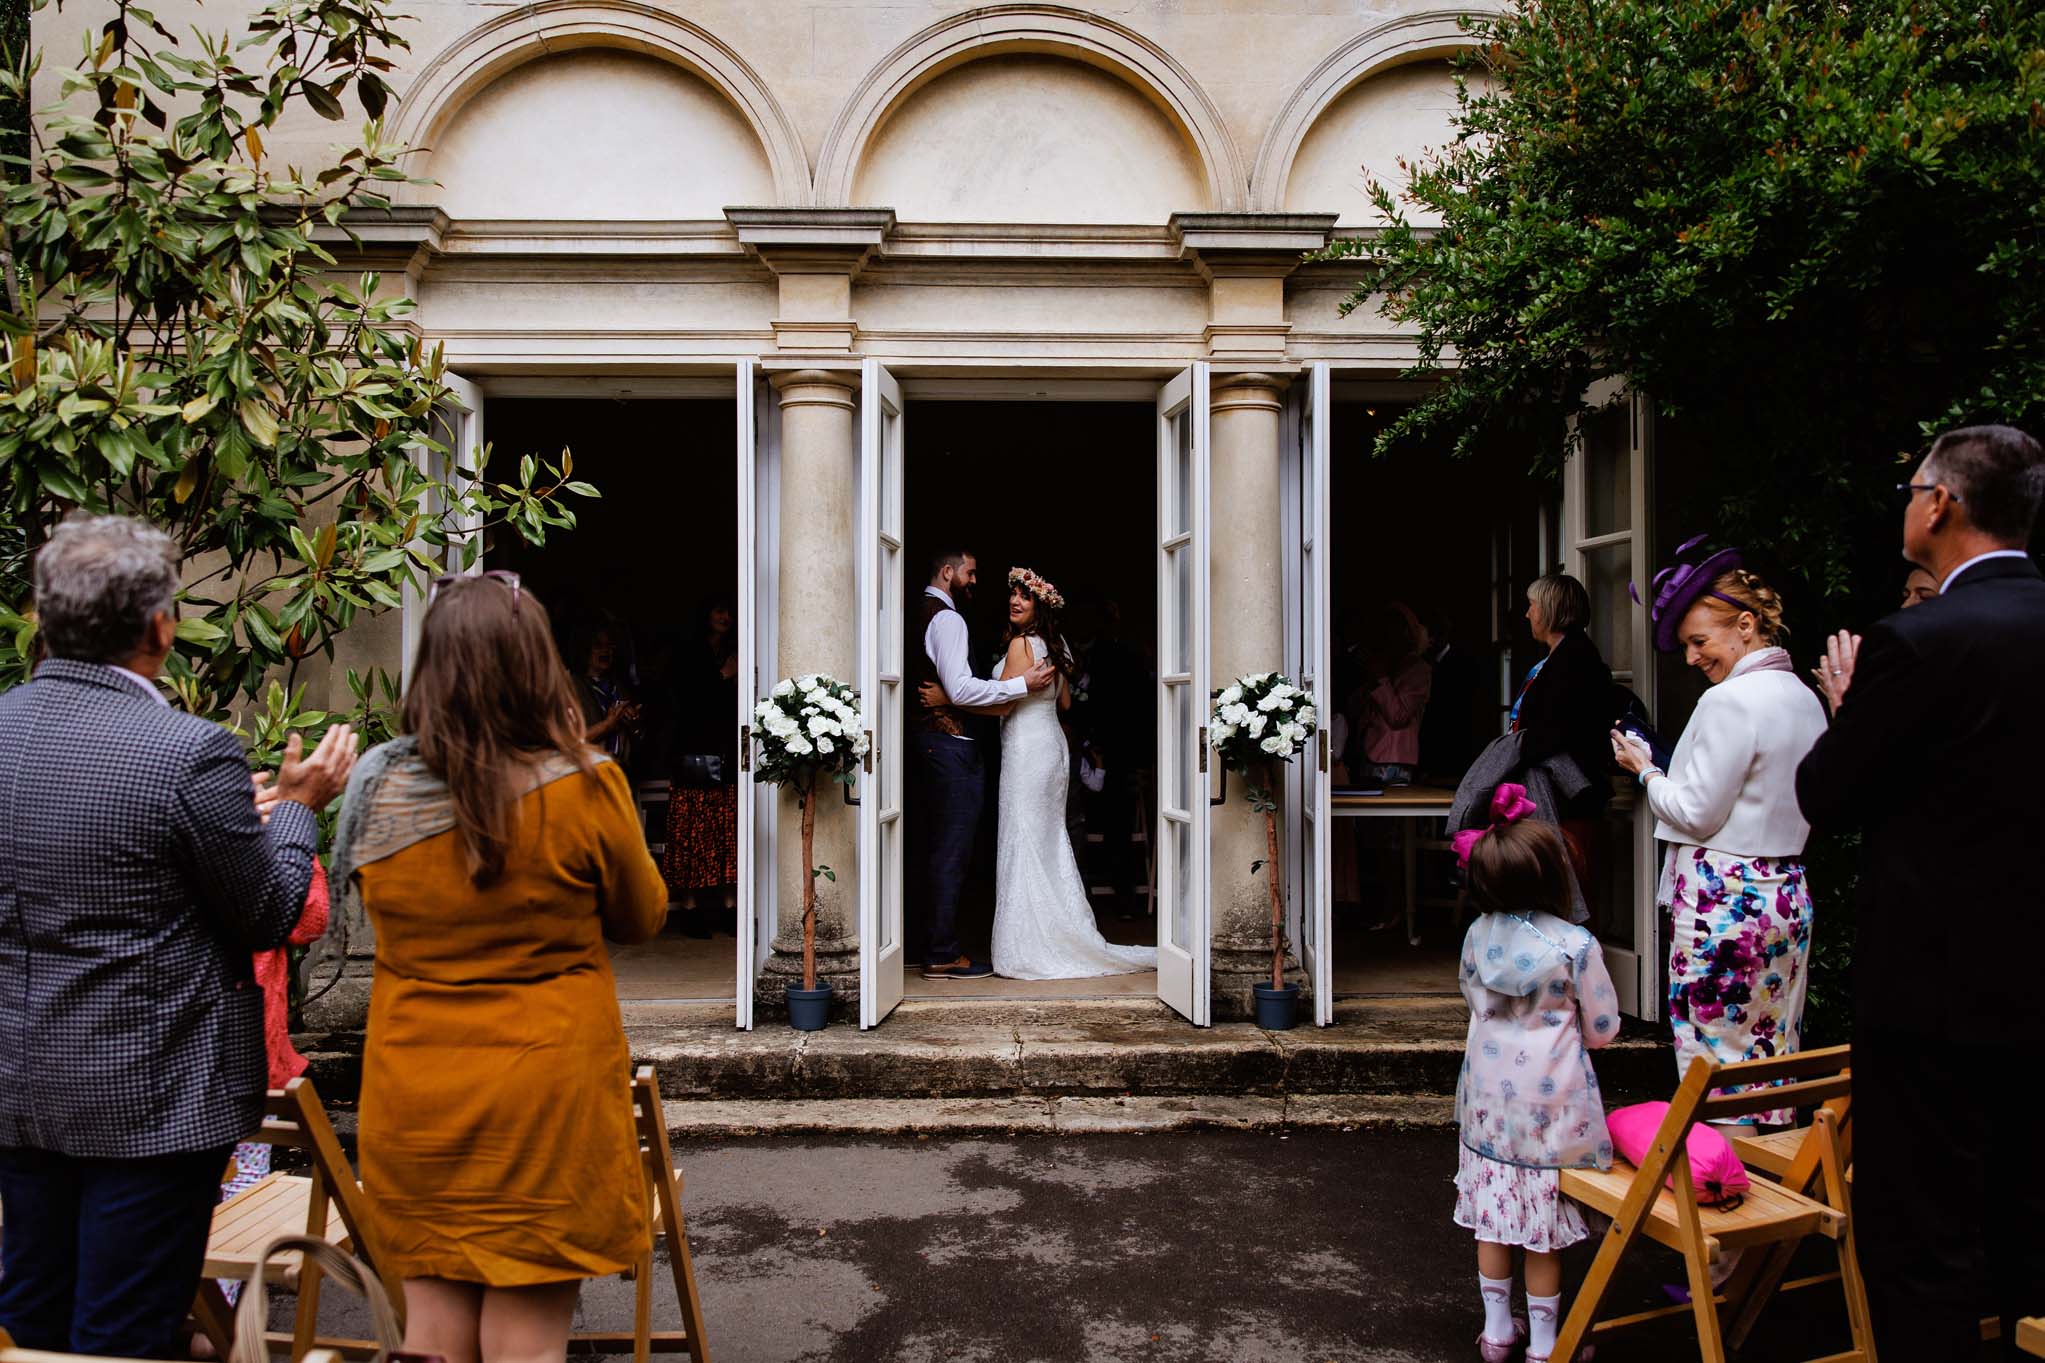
[663,785,738,892]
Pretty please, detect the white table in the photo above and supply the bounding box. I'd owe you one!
[1331,785,1459,945]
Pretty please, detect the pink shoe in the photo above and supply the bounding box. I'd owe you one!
[1477,1316,1527,1362]
[1524,1346,1594,1362]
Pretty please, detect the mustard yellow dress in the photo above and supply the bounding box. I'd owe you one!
[355,761,668,1286]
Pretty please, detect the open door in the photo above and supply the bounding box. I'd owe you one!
[1155,364,1212,1025]
[857,359,908,1029]
[1288,362,1333,1025]
[402,372,484,687]
[736,361,780,1029]
[1565,383,1658,1019]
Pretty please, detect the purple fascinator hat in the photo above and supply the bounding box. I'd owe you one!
[1643,534,1747,653]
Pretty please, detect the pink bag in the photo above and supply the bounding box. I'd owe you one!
[1606,1101,1751,1205]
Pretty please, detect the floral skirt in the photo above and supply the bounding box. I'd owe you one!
[1453,1142,1591,1252]
[663,784,738,892]
[1662,845,1814,1126]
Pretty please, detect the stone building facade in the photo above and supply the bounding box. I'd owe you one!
[35,0,1670,1029]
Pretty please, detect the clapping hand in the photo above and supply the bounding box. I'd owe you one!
[268,724,359,813]
[1811,630,1861,715]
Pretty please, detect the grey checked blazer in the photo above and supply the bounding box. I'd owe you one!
[0,659,320,1157]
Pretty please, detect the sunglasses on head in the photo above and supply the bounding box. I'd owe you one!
[429,569,523,614]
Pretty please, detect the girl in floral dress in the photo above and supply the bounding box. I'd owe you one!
[1453,785,1621,1363]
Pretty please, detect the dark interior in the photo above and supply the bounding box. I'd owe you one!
[902,401,1159,964]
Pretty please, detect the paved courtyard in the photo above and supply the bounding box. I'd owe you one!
[287,1128,1864,1362]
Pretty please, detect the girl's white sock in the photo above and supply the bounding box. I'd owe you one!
[1479,1272,1516,1343]
[1527,1291,1562,1357]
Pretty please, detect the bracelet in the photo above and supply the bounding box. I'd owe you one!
[1639,767,1662,787]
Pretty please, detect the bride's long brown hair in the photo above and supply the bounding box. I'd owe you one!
[1004,583,1076,680]
[401,575,593,884]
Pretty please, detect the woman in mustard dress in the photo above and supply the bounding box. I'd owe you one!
[333,571,667,1361]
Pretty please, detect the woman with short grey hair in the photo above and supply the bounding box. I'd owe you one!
[1511,573,1615,873]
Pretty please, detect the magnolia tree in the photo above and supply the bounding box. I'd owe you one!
[1210,673,1317,992]
[751,674,869,992]
[0,0,592,753]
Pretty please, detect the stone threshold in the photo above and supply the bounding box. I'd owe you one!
[300,995,1670,1112]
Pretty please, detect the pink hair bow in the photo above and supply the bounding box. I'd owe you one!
[1452,783,1539,867]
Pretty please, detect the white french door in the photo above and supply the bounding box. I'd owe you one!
[1564,382,1658,1019]
[736,361,780,1029]
[1155,365,1212,1025]
[857,359,908,1029]
[1283,362,1334,1025]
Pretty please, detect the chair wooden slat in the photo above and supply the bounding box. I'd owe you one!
[2016,1316,2044,1359]
[1730,1127,1805,1179]
[1699,1072,1852,1122]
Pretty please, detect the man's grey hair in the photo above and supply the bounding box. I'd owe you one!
[33,515,181,664]
[1923,424,2045,545]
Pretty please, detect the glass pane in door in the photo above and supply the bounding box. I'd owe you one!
[1582,541,1635,679]
[1583,405,1631,539]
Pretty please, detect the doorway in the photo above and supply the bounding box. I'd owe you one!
[486,397,742,1004]
[1322,397,1557,1002]
[894,399,1160,1002]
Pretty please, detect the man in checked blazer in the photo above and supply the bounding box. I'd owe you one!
[0,515,357,1357]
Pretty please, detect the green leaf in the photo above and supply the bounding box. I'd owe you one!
[174,616,227,644]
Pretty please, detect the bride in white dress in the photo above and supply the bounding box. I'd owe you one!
[925,567,1157,980]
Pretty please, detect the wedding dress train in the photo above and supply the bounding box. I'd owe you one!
[991,637,1158,980]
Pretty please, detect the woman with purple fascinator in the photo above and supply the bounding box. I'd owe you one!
[1610,536,1828,1128]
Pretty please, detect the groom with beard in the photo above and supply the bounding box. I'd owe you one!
[910,548,1055,979]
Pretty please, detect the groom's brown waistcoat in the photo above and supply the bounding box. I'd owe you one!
[914,594,967,739]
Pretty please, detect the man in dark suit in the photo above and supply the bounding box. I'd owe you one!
[1796,424,2045,1362]
[0,515,357,1357]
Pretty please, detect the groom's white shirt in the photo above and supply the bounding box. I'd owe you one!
[923,587,1027,739]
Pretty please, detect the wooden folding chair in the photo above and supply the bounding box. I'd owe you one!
[1555,1044,1873,1363]
[567,1066,711,1363]
[2018,1317,2044,1358]
[189,1076,400,1362]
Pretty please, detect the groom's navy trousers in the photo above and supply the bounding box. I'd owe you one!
[909,730,984,965]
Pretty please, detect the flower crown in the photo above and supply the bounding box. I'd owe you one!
[1008,566,1065,610]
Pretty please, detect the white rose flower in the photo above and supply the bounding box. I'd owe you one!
[1257,691,1285,712]
[807,715,835,738]
[786,735,813,756]
[1298,705,1317,728]
[852,732,872,756]
[1218,685,1242,706]
[1227,703,1255,727]
[772,679,795,698]
[816,736,835,754]
[1260,735,1287,754]
[1247,713,1267,737]
[1212,722,1236,743]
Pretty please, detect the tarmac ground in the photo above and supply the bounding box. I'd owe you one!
[275,1127,1889,1363]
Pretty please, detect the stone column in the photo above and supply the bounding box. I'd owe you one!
[1206,371,1290,1020]
[759,368,863,1008]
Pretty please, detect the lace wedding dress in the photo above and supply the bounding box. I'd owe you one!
[991,636,1158,980]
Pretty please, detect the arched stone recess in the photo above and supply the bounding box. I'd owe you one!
[389,0,810,212]
[1250,9,1495,221]
[814,4,1244,219]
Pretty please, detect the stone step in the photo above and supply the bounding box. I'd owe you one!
[300,995,1673,1114]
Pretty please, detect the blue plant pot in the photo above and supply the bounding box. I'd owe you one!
[786,984,833,1032]
[1254,983,1301,1031]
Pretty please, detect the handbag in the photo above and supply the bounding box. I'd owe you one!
[234,1232,405,1363]
[673,753,725,788]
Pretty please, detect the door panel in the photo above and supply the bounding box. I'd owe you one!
[858,360,907,1029]
[1156,365,1211,1025]
[1297,363,1333,1025]
[736,362,780,1029]
[1565,390,1657,1019]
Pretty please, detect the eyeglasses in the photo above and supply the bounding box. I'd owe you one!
[430,569,522,614]
[1895,482,1963,505]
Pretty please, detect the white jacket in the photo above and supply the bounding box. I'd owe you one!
[1646,648,1828,857]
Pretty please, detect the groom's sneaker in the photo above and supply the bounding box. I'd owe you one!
[922,955,995,980]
